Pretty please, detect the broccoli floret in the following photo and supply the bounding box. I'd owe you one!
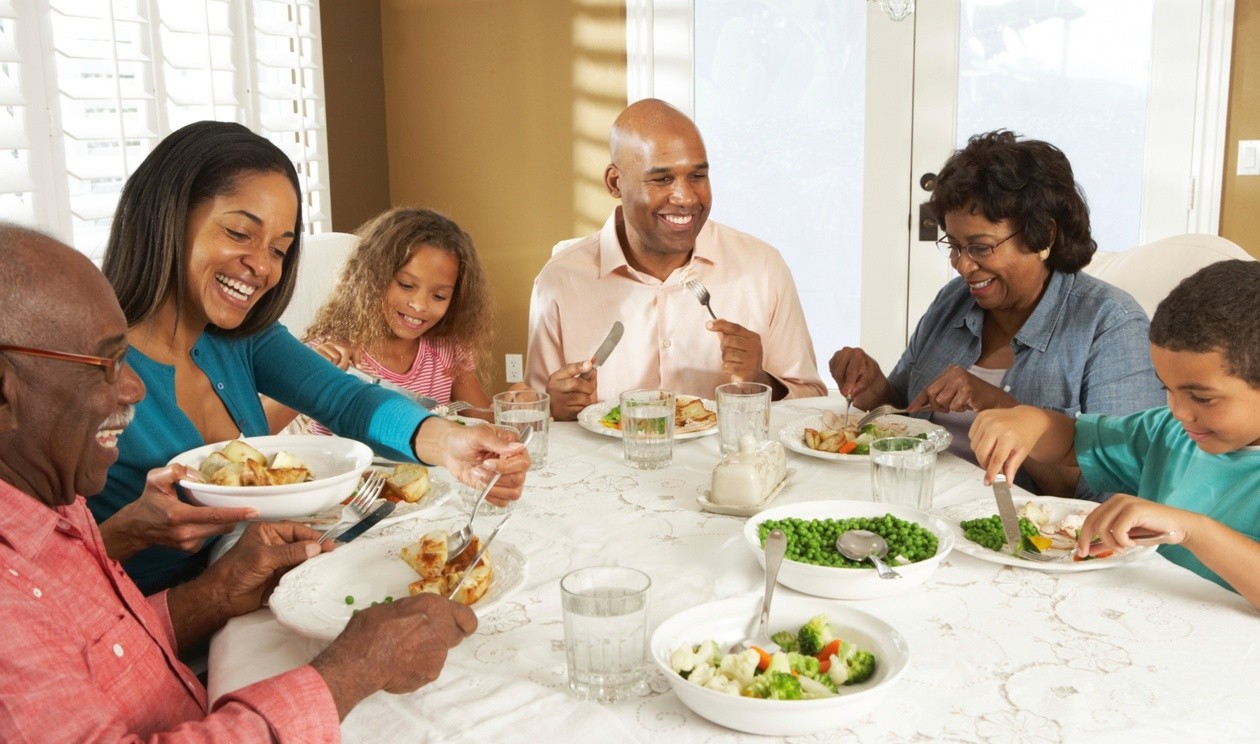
[716,648,760,689]
[786,652,820,677]
[747,671,802,700]
[796,615,837,656]
[826,640,877,686]
[770,630,799,652]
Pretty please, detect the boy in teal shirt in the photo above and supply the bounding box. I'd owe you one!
[970,259,1260,607]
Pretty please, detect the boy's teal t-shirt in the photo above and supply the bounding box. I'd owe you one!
[1076,407,1260,592]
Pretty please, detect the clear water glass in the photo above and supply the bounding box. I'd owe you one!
[493,389,549,469]
[716,381,771,454]
[619,389,675,469]
[560,566,651,703]
[870,436,936,511]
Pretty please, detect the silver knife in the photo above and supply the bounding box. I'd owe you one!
[991,475,1022,556]
[332,501,395,544]
[580,321,624,379]
[448,511,513,599]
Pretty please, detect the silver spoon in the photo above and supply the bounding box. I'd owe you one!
[447,427,532,561]
[730,529,787,654]
[837,529,902,580]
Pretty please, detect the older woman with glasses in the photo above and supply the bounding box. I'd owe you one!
[830,130,1164,498]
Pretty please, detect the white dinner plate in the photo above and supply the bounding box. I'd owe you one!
[778,413,946,463]
[270,533,527,640]
[577,396,719,440]
[298,471,453,531]
[939,494,1157,572]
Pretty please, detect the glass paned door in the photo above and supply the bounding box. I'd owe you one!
[693,0,867,384]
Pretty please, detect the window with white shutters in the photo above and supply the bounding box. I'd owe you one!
[0,0,329,262]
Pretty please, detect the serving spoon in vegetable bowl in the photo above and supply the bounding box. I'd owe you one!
[730,529,787,655]
[447,427,532,561]
[837,529,902,580]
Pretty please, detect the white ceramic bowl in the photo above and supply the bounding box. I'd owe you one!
[169,435,374,520]
[743,500,954,600]
[652,595,910,736]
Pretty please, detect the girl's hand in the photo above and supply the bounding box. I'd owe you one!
[313,341,358,370]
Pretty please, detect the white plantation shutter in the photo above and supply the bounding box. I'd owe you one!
[0,0,329,262]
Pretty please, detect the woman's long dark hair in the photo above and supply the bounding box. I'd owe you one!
[102,121,303,337]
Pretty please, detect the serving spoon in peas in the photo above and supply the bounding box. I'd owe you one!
[837,530,902,580]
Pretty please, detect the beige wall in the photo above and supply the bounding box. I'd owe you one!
[319,0,392,233]
[1222,2,1260,257]
[380,0,626,391]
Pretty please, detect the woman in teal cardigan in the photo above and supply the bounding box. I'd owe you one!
[93,121,528,594]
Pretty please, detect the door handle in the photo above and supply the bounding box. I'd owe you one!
[918,202,938,242]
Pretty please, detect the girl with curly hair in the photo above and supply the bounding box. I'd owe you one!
[267,207,495,433]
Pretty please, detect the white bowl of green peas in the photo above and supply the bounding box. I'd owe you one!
[744,500,953,599]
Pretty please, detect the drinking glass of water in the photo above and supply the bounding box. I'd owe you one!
[619,389,675,469]
[493,390,550,469]
[560,566,651,703]
[869,436,936,511]
[716,381,771,454]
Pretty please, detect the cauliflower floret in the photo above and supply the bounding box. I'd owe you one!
[717,648,760,689]
[702,674,743,696]
[669,640,721,675]
[687,662,716,688]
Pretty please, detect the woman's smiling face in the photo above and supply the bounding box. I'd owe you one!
[943,210,1051,316]
[182,170,298,330]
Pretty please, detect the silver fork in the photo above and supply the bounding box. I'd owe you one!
[317,470,386,544]
[1020,530,1173,563]
[438,400,473,415]
[685,279,718,320]
[855,404,910,429]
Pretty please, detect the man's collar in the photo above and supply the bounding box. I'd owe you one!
[597,207,716,281]
[0,479,78,559]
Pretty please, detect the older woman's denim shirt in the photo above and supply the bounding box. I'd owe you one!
[890,271,1163,501]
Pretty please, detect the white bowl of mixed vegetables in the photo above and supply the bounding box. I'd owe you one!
[743,500,954,600]
[652,595,909,736]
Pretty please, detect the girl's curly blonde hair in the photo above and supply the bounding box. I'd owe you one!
[305,207,492,376]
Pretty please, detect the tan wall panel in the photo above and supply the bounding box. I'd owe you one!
[319,0,391,232]
[380,0,626,391]
[1222,2,1260,257]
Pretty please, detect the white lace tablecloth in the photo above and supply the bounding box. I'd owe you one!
[208,397,1260,742]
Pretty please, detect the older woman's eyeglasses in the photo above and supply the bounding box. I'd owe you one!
[0,345,127,384]
[935,230,1022,262]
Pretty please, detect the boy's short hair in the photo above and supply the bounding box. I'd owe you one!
[1150,259,1260,387]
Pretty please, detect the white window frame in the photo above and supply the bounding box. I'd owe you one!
[1,0,330,261]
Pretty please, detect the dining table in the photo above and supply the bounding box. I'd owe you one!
[208,397,1260,743]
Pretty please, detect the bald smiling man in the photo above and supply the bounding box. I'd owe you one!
[525,98,826,420]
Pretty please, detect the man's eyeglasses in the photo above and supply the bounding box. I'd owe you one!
[935,230,1021,262]
[0,345,128,384]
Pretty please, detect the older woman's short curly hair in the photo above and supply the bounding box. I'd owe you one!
[928,130,1095,273]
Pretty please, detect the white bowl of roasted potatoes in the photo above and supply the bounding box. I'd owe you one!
[169,435,374,520]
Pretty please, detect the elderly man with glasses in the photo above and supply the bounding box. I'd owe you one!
[828,130,1164,499]
[0,224,478,741]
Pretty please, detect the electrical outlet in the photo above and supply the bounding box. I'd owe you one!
[505,354,524,383]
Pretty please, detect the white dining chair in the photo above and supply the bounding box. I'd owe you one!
[1083,233,1255,317]
[279,231,359,337]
